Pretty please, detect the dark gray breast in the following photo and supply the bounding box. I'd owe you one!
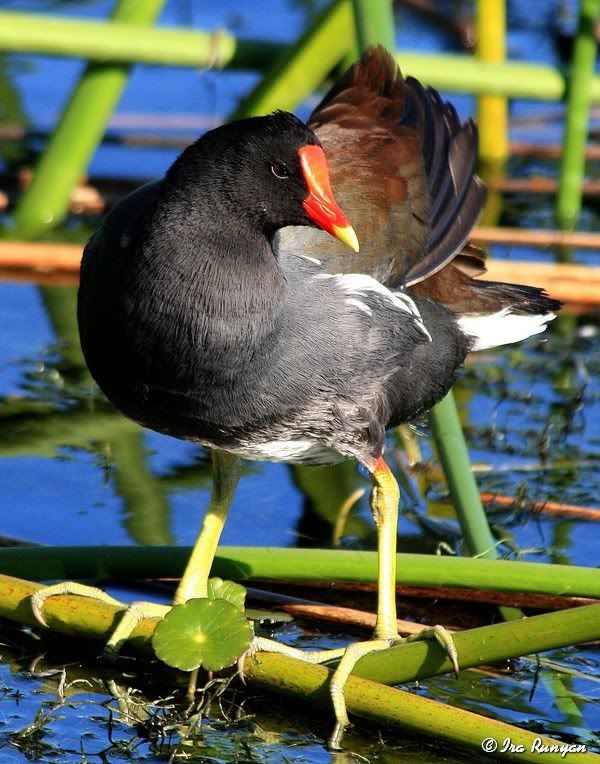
[79,191,471,468]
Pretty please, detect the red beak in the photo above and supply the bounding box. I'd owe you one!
[298,145,359,252]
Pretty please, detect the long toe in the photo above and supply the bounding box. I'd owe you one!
[31,582,124,628]
[104,600,170,656]
[404,623,460,678]
[30,583,169,660]
[431,623,460,678]
[327,637,403,750]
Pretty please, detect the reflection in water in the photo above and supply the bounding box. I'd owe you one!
[291,461,369,546]
[39,285,89,383]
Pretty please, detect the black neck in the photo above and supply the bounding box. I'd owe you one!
[129,180,286,365]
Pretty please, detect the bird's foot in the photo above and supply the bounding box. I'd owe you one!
[327,636,403,750]
[243,635,400,750]
[103,600,170,658]
[237,635,345,685]
[31,582,169,657]
[327,624,459,750]
[404,623,460,678]
[248,625,459,750]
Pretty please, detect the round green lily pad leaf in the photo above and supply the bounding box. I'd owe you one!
[207,577,247,610]
[152,598,254,672]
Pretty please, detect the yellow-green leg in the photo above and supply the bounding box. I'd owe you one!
[31,448,458,750]
[247,455,458,750]
[243,457,404,746]
[327,456,403,748]
[173,449,241,603]
[31,449,241,652]
[370,456,400,640]
[326,456,458,749]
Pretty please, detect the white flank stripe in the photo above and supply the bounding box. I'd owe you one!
[296,254,322,266]
[346,297,373,316]
[458,309,557,351]
[316,273,432,341]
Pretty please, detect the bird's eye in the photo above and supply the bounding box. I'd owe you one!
[271,161,290,180]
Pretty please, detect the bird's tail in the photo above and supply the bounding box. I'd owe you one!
[453,280,562,350]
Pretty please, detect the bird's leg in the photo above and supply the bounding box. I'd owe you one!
[30,449,241,655]
[324,456,403,748]
[370,456,400,641]
[325,456,458,749]
[241,458,404,745]
[172,449,241,604]
[112,450,241,638]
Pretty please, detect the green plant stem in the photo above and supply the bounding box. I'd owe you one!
[1,11,600,101]
[431,393,522,622]
[0,573,598,762]
[351,0,395,50]
[430,393,497,560]
[229,0,354,119]
[556,0,600,232]
[1,572,598,686]
[0,546,598,598]
[394,51,600,100]
[0,11,282,71]
[353,603,600,685]
[245,653,598,763]
[12,0,166,239]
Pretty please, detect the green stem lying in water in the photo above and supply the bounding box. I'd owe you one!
[2,572,598,685]
[246,653,598,763]
[0,546,598,599]
[0,574,598,762]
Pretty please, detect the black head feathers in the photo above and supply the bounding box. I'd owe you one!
[159,111,322,236]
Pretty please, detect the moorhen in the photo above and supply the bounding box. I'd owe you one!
[33,47,560,748]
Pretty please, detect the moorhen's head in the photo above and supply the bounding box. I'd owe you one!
[162,111,359,251]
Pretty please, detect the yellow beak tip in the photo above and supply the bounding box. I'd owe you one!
[333,224,360,253]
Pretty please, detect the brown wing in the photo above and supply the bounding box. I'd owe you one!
[306,46,487,289]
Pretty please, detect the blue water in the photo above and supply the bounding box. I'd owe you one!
[0,0,598,761]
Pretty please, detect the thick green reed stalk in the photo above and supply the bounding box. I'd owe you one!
[12,0,166,239]
[0,573,598,763]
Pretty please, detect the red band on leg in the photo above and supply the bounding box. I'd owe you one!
[373,456,391,477]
